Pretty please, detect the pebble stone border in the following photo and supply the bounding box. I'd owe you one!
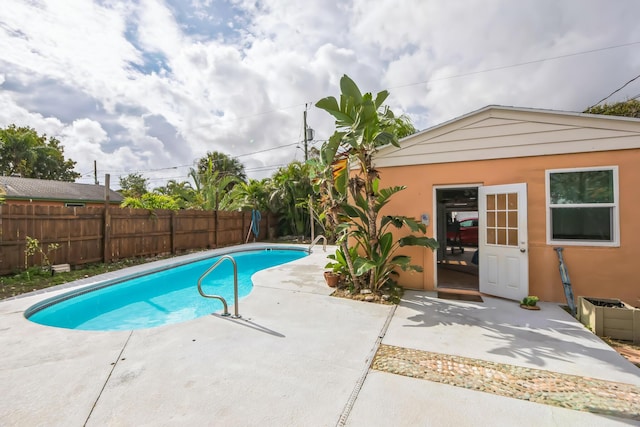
[373,344,640,421]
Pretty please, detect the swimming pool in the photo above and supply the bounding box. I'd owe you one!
[25,247,307,331]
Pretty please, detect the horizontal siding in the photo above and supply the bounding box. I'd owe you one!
[461,117,525,129]
[427,120,579,144]
[376,106,640,168]
[392,127,638,157]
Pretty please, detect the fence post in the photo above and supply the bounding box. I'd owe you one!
[214,210,218,248]
[102,174,111,264]
[241,211,245,244]
[171,210,176,254]
[103,207,111,264]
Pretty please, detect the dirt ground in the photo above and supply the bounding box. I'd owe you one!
[604,338,640,368]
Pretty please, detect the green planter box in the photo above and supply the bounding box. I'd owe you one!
[578,296,640,344]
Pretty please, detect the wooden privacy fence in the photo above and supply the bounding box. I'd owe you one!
[0,204,276,275]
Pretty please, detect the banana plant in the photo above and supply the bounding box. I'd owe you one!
[316,75,438,292]
[339,183,438,290]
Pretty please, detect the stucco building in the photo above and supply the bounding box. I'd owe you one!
[375,106,640,305]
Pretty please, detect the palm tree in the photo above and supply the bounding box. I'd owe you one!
[269,161,314,237]
[188,167,239,211]
[196,151,247,184]
[226,178,270,211]
[153,180,196,209]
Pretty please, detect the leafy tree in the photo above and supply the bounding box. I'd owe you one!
[154,180,196,209]
[121,193,180,210]
[316,75,438,292]
[188,167,239,211]
[119,173,148,198]
[0,125,80,181]
[226,178,271,211]
[196,151,246,184]
[584,99,640,118]
[270,161,314,236]
[390,113,418,138]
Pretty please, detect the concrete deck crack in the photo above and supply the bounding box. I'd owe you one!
[83,331,134,426]
[336,305,397,427]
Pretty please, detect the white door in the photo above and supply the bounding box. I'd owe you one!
[478,183,528,301]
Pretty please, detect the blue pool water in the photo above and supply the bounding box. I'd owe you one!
[26,248,306,331]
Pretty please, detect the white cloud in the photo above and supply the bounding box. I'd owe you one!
[1,0,640,185]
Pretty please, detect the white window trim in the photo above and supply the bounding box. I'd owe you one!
[545,165,619,247]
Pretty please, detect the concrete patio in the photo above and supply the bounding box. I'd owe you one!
[0,244,638,426]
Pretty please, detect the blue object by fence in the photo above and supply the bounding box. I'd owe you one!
[251,210,261,238]
[555,247,576,316]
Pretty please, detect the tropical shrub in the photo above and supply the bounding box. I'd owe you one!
[315,75,438,293]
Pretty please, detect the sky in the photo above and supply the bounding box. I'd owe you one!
[1,0,640,189]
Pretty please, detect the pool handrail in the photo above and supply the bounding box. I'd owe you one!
[197,255,241,318]
[309,235,327,252]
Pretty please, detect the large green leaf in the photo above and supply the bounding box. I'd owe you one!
[321,133,342,165]
[341,203,368,224]
[340,75,363,104]
[354,256,376,276]
[379,232,394,257]
[380,215,404,229]
[373,130,398,148]
[371,177,379,194]
[375,186,406,211]
[374,90,389,108]
[316,97,353,124]
[334,164,348,195]
[404,217,427,233]
[398,235,439,249]
[355,193,368,213]
[391,254,411,267]
[334,223,351,237]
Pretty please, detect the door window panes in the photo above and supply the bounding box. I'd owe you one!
[486,192,518,246]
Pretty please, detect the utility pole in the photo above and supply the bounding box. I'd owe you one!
[303,108,308,161]
[303,105,314,162]
[94,160,98,185]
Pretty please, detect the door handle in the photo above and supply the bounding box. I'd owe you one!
[520,248,526,253]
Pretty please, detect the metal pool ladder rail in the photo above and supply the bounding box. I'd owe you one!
[197,255,241,318]
[309,235,327,252]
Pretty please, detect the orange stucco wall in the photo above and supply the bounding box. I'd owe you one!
[378,149,640,305]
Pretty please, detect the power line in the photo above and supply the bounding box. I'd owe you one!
[235,141,299,157]
[89,140,303,178]
[181,41,640,129]
[586,72,640,109]
[388,40,640,91]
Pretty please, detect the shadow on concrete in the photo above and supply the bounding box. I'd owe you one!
[211,313,286,338]
[394,291,639,379]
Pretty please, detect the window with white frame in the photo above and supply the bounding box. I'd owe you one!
[546,166,618,246]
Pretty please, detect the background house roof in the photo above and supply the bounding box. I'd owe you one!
[0,176,123,203]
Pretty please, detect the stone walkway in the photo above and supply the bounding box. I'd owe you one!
[373,344,640,422]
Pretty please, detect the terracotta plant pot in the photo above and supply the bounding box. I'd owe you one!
[324,271,339,288]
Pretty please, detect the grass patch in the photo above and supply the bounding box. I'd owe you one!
[0,255,181,300]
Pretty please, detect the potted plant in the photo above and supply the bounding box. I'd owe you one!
[323,271,340,288]
[520,296,540,310]
[323,246,353,288]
